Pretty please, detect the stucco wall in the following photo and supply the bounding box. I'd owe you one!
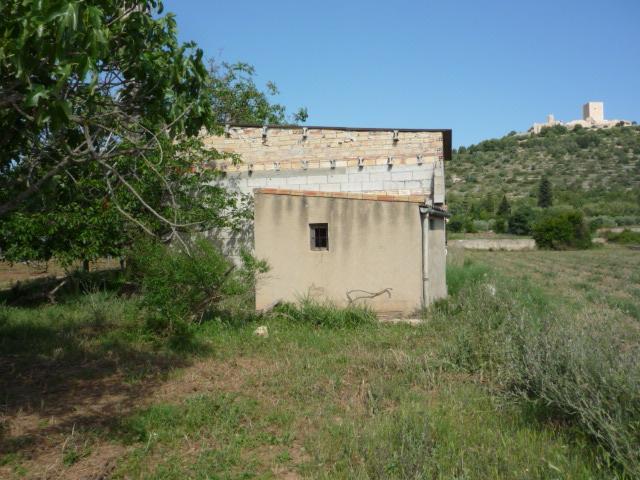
[428,217,448,300]
[254,193,425,316]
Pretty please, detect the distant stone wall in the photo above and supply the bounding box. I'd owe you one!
[449,239,536,251]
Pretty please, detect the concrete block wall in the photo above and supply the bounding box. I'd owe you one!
[221,162,444,200]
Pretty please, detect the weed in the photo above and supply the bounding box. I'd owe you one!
[272,298,376,328]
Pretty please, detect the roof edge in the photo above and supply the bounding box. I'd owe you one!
[254,188,427,204]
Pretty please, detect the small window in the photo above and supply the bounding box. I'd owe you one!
[310,223,329,250]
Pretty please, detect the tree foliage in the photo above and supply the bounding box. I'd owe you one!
[537,176,553,208]
[496,194,511,217]
[209,62,307,125]
[508,206,535,236]
[0,1,300,265]
[129,237,268,331]
[532,208,591,250]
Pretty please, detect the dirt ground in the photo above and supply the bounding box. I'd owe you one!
[0,351,286,479]
[0,259,120,289]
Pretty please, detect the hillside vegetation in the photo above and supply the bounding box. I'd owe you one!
[447,125,640,232]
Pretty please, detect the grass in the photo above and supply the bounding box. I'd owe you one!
[1,246,639,478]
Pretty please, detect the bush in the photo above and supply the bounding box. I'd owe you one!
[128,237,268,332]
[447,217,464,233]
[509,313,640,476]
[493,218,507,233]
[472,220,490,232]
[616,216,640,226]
[575,132,601,149]
[604,229,640,244]
[589,215,618,231]
[532,208,591,249]
[273,298,376,328]
[507,206,535,236]
[432,262,640,476]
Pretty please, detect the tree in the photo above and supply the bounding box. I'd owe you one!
[537,176,553,208]
[0,1,296,265]
[481,192,496,216]
[209,62,307,125]
[497,194,511,217]
[508,206,535,236]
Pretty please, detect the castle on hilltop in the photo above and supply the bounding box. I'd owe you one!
[530,102,633,134]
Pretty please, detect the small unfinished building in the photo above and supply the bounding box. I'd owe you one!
[204,125,451,316]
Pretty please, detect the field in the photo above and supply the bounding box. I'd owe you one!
[1,245,639,479]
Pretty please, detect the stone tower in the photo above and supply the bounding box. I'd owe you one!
[583,102,604,123]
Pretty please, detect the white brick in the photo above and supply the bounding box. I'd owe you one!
[346,172,370,183]
[411,168,434,180]
[286,176,308,185]
[369,172,393,181]
[391,171,412,181]
[383,180,403,190]
[403,180,424,190]
[265,176,287,186]
[361,181,384,191]
[340,183,363,192]
[319,183,342,192]
[247,177,267,187]
[327,173,348,183]
[307,174,328,184]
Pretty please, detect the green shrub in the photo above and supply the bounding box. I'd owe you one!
[472,220,490,232]
[508,314,640,476]
[447,217,464,233]
[493,217,507,233]
[604,229,640,244]
[532,208,592,249]
[128,237,267,332]
[273,298,376,328]
[589,215,617,231]
[433,263,640,476]
[616,215,640,226]
[507,206,535,236]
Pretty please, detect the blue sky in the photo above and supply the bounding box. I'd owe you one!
[164,0,640,147]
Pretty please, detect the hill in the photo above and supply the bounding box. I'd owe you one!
[446,124,640,232]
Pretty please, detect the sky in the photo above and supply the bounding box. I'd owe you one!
[164,0,640,147]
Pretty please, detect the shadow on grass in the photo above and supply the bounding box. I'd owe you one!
[0,275,213,462]
[0,268,127,307]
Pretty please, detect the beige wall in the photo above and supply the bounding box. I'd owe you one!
[583,102,604,122]
[428,217,448,301]
[254,193,426,316]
